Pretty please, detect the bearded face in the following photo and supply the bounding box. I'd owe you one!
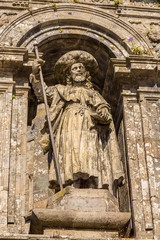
[70,63,87,83]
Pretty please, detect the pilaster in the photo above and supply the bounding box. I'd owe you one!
[0,77,15,232]
[8,85,30,233]
[105,56,160,239]
[0,47,33,233]
[138,86,160,239]
[121,90,153,239]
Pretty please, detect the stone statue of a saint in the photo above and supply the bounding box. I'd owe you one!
[30,50,124,195]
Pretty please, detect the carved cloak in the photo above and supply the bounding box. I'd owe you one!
[39,84,124,193]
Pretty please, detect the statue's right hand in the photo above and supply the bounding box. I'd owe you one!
[29,73,39,84]
[32,59,44,75]
[30,59,45,84]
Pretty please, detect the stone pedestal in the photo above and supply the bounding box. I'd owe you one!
[30,187,131,236]
[47,186,120,211]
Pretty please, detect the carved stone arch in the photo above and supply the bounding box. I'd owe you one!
[0,5,152,55]
[0,4,153,93]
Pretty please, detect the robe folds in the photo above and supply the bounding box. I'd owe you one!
[39,84,124,193]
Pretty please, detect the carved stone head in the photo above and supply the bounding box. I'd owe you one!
[70,63,86,83]
[54,50,98,85]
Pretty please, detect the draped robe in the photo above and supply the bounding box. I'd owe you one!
[38,84,124,193]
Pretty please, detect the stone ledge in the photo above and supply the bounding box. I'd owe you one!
[30,209,131,234]
[0,234,136,240]
[44,229,119,239]
[0,46,42,75]
[0,233,141,240]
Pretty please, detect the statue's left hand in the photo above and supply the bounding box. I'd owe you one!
[96,107,111,122]
[118,176,125,186]
[113,176,125,198]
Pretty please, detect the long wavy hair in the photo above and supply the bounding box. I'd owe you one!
[66,71,93,89]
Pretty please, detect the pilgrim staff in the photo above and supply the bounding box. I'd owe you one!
[33,41,63,191]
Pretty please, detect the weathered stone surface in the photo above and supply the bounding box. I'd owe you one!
[43,229,119,239]
[0,1,160,239]
[31,208,131,234]
[0,234,138,240]
[47,186,119,212]
[0,77,15,232]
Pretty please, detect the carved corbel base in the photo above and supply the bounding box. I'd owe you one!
[30,186,131,236]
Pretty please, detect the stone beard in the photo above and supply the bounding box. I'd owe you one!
[32,51,124,194]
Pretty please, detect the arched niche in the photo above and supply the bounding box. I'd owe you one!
[1,7,157,232]
[0,4,153,120]
[0,5,152,54]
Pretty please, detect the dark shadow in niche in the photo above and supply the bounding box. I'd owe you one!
[27,86,38,126]
[98,124,111,150]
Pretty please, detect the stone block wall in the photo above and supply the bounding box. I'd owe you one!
[0,0,160,239]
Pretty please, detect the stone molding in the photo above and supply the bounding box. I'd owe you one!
[0,5,152,57]
[0,234,138,240]
[15,85,30,97]
[0,81,15,93]
[107,56,159,81]
[0,47,37,77]
[2,0,160,9]
[30,209,131,234]
[102,55,160,118]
